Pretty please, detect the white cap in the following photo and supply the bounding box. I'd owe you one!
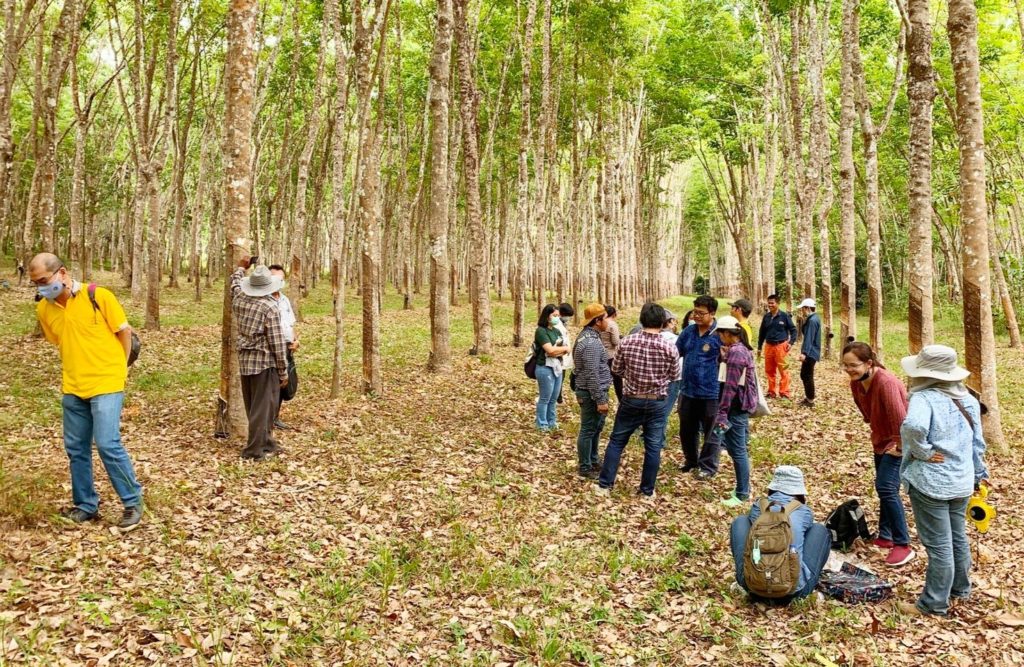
[798,298,816,309]
[715,315,741,332]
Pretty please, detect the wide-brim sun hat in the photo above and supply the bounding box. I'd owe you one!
[768,465,807,496]
[901,344,970,382]
[241,265,284,297]
[715,315,741,332]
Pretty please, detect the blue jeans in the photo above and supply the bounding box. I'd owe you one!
[62,392,143,514]
[575,390,606,471]
[874,453,909,545]
[730,515,831,600]
[598,395,668,496]
[908,486,971,615]
[535,365,563,430]
[722,409,750,500]
[661,380,681,437]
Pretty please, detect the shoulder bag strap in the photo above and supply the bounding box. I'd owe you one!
[951,398,975,431]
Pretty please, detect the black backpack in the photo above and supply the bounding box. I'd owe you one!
[825,499,873,550]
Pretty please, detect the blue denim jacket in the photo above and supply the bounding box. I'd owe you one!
[800,313,822,361]
[676,322,720,399]
[748,491,814,591]
[900,390,989,500]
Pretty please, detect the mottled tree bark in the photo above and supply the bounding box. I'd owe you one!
[512,0,536,348]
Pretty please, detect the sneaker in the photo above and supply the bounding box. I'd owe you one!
[579,467,600,480]
[872,537,895,549]
[241,449,266,461]
[721,495,745,508]
[273,419,293,430]
[262,444,283,457]
[799,398,814,408]
[886,545,916,567]
[694,470,715,480]
[766,393,778,399]
[680,463,697,473]
[728,581,748,599]
[638,491,656,504]
[117,506,143,529]
[59,507,99,523]
[593,485,611,498]
[895,601,931,617]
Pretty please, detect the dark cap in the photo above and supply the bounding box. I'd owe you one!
[729,298,753,316]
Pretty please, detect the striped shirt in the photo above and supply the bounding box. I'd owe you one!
[230,268,288,380]
[611,331,679,398]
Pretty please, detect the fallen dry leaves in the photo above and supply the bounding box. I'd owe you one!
[1,287,1023,665]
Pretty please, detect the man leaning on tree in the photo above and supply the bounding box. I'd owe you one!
[29,253,144,529]
[230,256,289,461]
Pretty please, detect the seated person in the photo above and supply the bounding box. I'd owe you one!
[729,465,831,601]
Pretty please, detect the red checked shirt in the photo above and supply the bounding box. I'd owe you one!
[611,330,679,398]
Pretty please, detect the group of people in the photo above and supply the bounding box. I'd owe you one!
[27,253,301,531]
[532,295,991,615]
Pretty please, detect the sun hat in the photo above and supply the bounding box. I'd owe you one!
[901,344,970,382]
[768,465,808,496]
[583,302,607,325]
[241,265,284,297]
[797,298,816,309]
[715,315,742,332]
[663,309,678,322]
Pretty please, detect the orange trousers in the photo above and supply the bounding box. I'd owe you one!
[764,341,792,398]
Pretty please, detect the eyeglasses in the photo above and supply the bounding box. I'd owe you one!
[31,265,64,286]
[692,310,710,317]
[842,362,867,370]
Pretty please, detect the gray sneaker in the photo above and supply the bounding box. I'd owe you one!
[59,507,99,523]
[118,506,143,529]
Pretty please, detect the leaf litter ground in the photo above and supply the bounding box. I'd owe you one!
[1,285,1023,666]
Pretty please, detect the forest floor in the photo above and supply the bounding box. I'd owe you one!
[2,272,1024,666]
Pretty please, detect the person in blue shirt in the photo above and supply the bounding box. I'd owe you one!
[729,466,831,602]
[797,298,821,407]
[898,345,992,617]
[676,295,722,479]
[757,294,798,399]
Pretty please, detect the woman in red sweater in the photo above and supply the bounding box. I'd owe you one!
[843,341,916,567]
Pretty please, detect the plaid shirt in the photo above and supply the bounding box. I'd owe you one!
[230,268,288,380]
[572,326,611,404]
[612,330,679,398]
[716,344,758,424]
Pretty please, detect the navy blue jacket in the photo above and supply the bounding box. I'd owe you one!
[801,313,822,361]
[676,321,721,399]
[758,310,798,350]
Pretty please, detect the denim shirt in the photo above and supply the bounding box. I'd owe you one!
[676,322,720,399]
[900,390,989,500]
[800,313,821,361]
[748,491,814,591]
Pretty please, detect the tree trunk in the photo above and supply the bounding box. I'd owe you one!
[987,213,1022,348]
[329,0,351,400]
[838,0,857,345]
[948,0,1005,450]
[454,0,492,357]
[512,0,536,348]
[426,0,453,371]
[217,0,258,442]
[907,0,935,353]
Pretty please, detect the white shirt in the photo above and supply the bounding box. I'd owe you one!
[554,319,574,370]
[276,293,296,343]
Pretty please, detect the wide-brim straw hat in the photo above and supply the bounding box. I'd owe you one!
[901,344,970,382]
[241,265,284,297]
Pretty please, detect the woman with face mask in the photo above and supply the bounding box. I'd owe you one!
[843,341,915,567]
[713,316,758,507]
[534,304,570,432]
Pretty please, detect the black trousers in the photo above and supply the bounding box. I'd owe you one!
[608,359,623,401]
[240,368,280,456]
[678,396,721,474]
[800,357,817,401]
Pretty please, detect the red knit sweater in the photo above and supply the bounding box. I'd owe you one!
[850,368,908,455]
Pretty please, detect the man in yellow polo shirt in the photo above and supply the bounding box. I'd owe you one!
[29,253,143,528]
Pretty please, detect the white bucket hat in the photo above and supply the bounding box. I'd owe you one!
[241,265,284,297]
[715,315,741,332]
[797,298,816,309]
[901,344,970,382]
[768,465,808,496]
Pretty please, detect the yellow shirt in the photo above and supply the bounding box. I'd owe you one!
[37,282,130,398]
[739,320,753,347]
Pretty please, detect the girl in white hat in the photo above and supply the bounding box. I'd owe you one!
[899,345,992,616]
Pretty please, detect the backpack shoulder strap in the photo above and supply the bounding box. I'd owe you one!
[779,499,802,517]
[757,498,771,514]
[87,283,100,311]
[951,398,975,431]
